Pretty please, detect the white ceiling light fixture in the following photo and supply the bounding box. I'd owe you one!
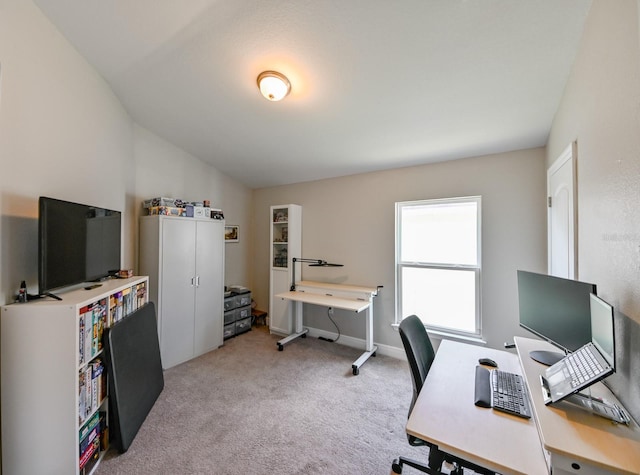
[257,70,291,101]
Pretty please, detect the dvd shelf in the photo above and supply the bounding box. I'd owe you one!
[1,276,148,475]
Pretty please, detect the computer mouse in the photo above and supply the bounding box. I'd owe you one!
[478,357,498,368]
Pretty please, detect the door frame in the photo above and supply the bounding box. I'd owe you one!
[547,141,577,278]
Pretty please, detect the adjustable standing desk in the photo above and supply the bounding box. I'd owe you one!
[407,338,640,474]
[275,280,379,375]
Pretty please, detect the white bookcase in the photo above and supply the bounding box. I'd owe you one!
[269,204,302,335]
[0,276,149,475]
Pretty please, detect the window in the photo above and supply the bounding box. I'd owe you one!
[396,196,481,338]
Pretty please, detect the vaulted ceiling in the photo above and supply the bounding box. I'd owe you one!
[34,0,592,188]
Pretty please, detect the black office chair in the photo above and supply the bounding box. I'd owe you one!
[391,315,495,475]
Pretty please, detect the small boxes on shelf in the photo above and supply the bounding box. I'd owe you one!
[147,206,186,216]
[141,197,177,208]
[185,204,205,218]
[142,196,224,220]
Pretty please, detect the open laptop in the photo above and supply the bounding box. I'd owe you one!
[541,293,615,405]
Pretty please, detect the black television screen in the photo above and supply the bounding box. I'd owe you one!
[517,270,596,365]
[38,197,121,295]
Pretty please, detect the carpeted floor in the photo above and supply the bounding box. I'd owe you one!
[95,325,428,474]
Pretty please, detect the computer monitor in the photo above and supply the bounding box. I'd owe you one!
[590,293,615,370]
[517,270,597,365]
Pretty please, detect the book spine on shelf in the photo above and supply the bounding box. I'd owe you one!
[77,363,98,425]
[91,365,98,412]
[78,437,99,471]
[91,359,105,409]
[97,299,107,353]
[84,304,93,362]
[92,306,98,357]
[123,287,132,316]
[136,281,147,308]
[78,371,86,425]
[81,449,101,475]
[110,291,121,324]
[79,424,98,455]
[118,291,124,322]
[79,310,85,366]
[109,294,117,326]
[99,411,109,452]
[79,411,100,443]
[84,366,92,421]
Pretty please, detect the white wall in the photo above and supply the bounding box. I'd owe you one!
[0,0,253,306]
[0,0,134,302]
[253,148,547,350]
[547,0,640,323]
[133,125,252,287]
[0,4,252,470]
[546,0,640,422]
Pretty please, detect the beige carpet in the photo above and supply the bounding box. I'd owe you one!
[95,325,427,474]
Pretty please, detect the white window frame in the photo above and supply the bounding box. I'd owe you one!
[395,196,482,340]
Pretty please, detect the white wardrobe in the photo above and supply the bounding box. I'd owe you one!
[139,215,225,369]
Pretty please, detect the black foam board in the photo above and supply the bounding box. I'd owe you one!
[104,302,164,452]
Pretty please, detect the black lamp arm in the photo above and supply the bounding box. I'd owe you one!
[289,257,342,291]
[290,258,304,291]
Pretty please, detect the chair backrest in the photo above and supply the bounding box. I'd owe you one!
[399,315,437,414]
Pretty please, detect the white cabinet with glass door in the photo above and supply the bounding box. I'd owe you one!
[269,204,301,335]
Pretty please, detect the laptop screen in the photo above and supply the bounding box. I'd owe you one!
[590,293,615,369]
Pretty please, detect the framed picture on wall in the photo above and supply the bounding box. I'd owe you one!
[225,225,239,242]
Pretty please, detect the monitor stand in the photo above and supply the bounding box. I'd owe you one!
[42,292,63,301]
[530,350,564,366]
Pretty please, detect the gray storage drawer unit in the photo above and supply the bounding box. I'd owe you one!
[223,288,252,339]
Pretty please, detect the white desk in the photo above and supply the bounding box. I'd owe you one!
[407,337,640,474]
[406,340,548,474]
[515,336,640,475]
[275,280,379,375]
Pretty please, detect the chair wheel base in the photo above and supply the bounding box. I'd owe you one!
[390,456,440,475]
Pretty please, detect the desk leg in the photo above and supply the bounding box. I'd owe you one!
[351,300,377,375]
[277,300,308,351]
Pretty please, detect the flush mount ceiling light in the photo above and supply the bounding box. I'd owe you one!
[257,70,291,101]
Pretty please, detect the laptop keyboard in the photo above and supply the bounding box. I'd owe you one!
[562,345,606,388]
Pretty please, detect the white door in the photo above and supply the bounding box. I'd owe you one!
[193,220,224,355]
[161,219,197,368]
[547,143,577,279]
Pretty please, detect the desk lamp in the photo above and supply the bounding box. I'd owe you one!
[290,258,343,291]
